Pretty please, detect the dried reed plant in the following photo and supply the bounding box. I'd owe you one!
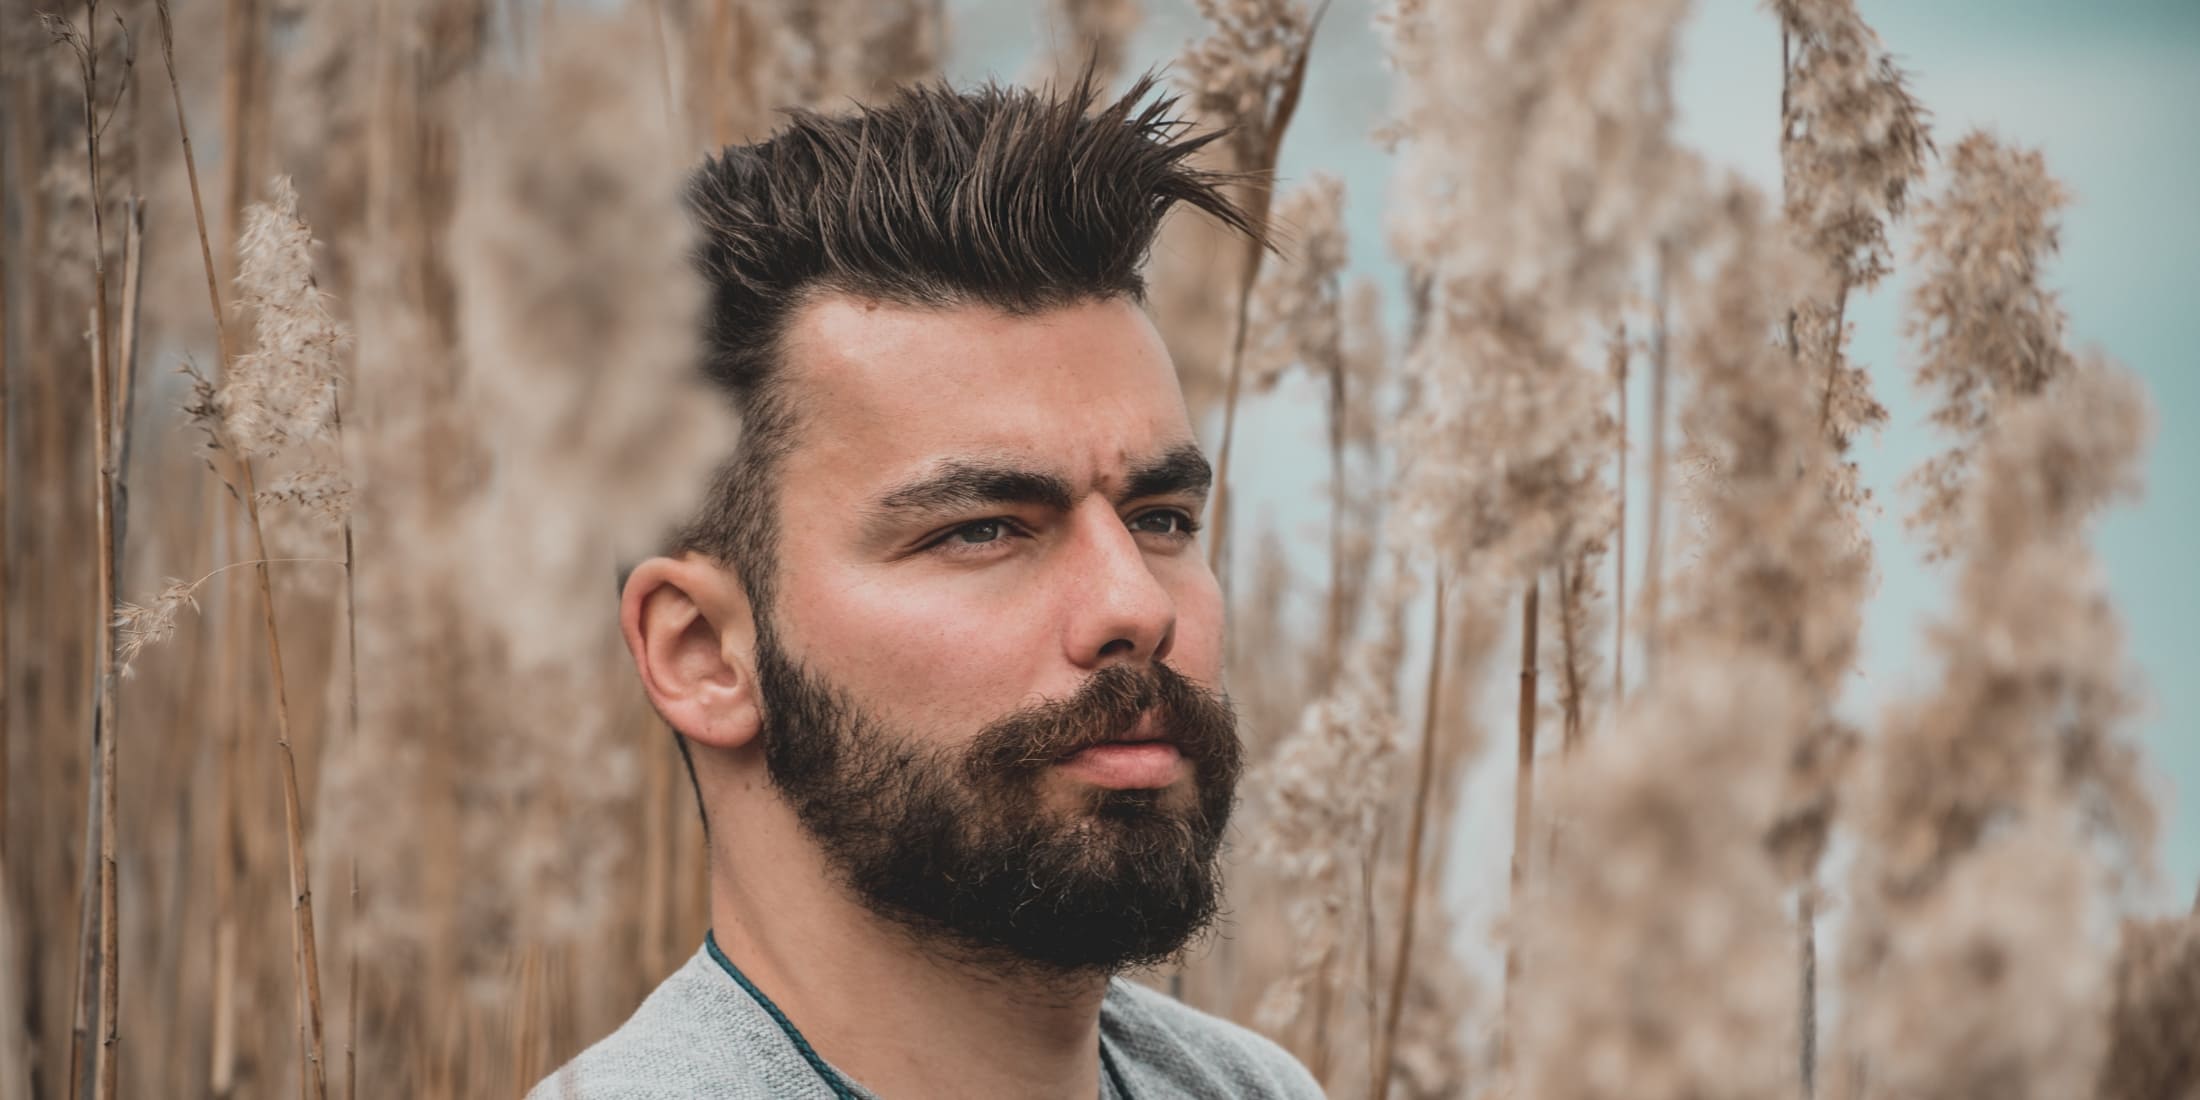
[1766,5,1932,1083]
[1904,134,2080,556]
[1377,0,1679,1076]
[174,172,354,1100]
[1177,0,1318,575]
[441,8,733,947]
[1517,641,1800,1100]
[2097,907,2200,1100]
[1240,173,1382,690]
[1834,132,2157,1100]
[1034,0,1144,86]
[1249,558,1413,1038]
[39,5,140,1096]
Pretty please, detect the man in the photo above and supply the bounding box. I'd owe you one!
[532,68,1322,1099]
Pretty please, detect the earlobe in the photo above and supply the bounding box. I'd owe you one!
[620,555,763,752]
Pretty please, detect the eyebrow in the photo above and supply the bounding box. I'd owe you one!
[871,463,1076,520]
[861,443,1213,537]
[1120,444,1213,503]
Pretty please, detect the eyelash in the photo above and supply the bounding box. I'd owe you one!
[921,509,1202,557]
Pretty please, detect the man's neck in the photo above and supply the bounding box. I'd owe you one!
[707,816,1113,1100]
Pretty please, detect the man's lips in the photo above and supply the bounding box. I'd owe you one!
[1056,741,1183,789]
[1053,711,1184,789]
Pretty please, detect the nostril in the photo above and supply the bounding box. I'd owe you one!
[1096,637,1135,660]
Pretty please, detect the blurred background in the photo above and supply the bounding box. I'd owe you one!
[2,0,2192,1096]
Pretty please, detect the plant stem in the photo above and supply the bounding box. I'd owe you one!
[240,455,332,1100]
[1205,248,1259,580]
[1305,947,1335,1084]
[0,853,29,1096]
[645,0,678,132]
[158,2,327,1089]
[67,747,100,1100]
[115,199,144,460]
[335,394,362,1100]
[156,0,236,369]
[1800,884,1818,1098]
[1780,25,1792,146]
[1360,822,1383,1091]
[1557,555,1585,754]
[1642,251,1671,680]
[220,0,262,275]
[347,864,359,1100]
[1372,573,1448,1100]
[1816,283,1852,441]
[1781,27,1834,1097]
[51,5,130,1093]
[1501,579,1541,1073]
[1205,9,1320,581]
[0,56,11,873]
[1321,355,1349,691]
[1611,327,1628,707]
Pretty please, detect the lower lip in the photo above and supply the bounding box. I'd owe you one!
[1056,742,1184,789]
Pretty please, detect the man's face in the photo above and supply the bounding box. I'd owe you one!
[749,294,1240,973]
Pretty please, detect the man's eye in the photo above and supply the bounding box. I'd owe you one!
[950,519,1006,545]
[926,518,1017,554]
[1129,509,1200,539]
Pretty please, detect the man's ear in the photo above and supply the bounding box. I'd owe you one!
[620,554,762,752]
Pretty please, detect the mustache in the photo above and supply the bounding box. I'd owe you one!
[962,663,1238,779]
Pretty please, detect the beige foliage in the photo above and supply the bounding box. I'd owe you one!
[1905,133,2076,557]
[1516,645,1798,1100]
[2098,911,2200,1100]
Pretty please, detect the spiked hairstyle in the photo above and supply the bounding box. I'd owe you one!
[671,66,1260,609]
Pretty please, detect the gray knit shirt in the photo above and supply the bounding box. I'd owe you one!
[529,943,1324,1099]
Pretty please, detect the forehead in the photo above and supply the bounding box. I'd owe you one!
[776,294,1197,494]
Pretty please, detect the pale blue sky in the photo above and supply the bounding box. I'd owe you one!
[950,0,2198,914]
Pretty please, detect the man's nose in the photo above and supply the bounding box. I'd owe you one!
[1062,500,1177,669]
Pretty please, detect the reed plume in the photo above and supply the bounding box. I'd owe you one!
[1178,0,1317,575]
[195,173,352,1100]
[1835,133,2157,1100]
[223,182,343,441]
[1904,133,2077,558]
[1240,174,1376,691]
[1773,0,1931,299]
[1245,174,1347,396]
[2097,910,2200,1100]
[1660,184,1858,739]
[1764,4,1933,1084]
[1377,0,1649,591]
[1517,643,1800,1100]
[1251,560,1415,1038]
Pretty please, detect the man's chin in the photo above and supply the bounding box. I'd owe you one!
[1046,769,1201,818]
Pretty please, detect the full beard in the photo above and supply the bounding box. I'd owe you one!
[752,626,1242,976]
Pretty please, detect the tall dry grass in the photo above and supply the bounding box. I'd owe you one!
[0,1,2191,1099]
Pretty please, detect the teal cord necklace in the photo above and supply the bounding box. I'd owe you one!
[704,931,1135,1100]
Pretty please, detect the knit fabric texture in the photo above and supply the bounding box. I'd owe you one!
[528,943,1325,1099]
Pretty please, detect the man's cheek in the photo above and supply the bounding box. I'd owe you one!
[848,604,1040,714]
[1170,583,1228,683]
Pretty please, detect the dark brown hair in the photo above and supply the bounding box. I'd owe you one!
[670,65,1259,609]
